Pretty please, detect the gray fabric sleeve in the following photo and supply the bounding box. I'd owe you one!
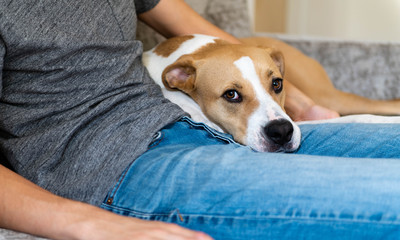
[134,0,160,14]
[0,36,9,169]
[0,36,4,99]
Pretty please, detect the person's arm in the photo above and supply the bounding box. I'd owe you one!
[0,165,211,240]
[138,0,241,44]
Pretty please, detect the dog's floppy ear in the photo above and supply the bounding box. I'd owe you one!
[265,48,285,76]
[162,55,196,94]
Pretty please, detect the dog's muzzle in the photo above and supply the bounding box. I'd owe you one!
[264,119,294,147]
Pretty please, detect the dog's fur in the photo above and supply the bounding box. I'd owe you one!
[143,34,400,152]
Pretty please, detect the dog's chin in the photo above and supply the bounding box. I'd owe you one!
[253,142,299,153]
[247,136,301,153]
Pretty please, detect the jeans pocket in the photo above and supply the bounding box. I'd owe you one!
[102,130,166,205]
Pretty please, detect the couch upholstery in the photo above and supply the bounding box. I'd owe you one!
[2,0,400,239]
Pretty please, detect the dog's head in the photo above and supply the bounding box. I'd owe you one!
[162,42,301,152]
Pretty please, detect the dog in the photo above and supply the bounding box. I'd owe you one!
[143,34,400,152]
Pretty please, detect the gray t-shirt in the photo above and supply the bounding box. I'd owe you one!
[0,0,185,205]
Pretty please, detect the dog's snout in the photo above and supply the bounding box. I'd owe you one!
[264,119,294,145]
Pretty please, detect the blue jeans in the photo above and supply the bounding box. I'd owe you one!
[101,117,400,239]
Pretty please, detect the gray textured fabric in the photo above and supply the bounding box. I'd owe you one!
[0,229,47,240]
[0,0,185,206]
[134,0,160,14]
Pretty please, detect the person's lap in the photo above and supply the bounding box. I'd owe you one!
[101,117,400,239]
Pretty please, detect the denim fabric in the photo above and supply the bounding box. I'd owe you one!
[101,117,400,240]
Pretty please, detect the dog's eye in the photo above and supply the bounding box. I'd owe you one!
[272,78,283,94]
[223,90,242,103]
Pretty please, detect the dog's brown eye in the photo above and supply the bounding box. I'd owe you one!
[223,90,242,103]
[272,78,283,94]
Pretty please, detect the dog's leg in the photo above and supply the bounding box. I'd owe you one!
[319,90,400,116]
[299,114,400,124]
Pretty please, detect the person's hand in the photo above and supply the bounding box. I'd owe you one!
[284,81,339,121]
[66,202,213,240]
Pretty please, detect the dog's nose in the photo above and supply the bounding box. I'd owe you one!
[264,119,294,145]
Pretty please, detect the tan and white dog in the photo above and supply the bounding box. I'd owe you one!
[143,34,400,152]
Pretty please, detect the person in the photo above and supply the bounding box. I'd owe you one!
[0,0,399,240]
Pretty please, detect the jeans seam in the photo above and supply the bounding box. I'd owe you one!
[180,116,240,146]
[100,204,400,225]
[103,160,134,203]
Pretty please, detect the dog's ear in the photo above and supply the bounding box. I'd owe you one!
[162,55,196,94]
[265,48,285,77]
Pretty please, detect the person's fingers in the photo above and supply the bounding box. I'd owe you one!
[142,221,213,240]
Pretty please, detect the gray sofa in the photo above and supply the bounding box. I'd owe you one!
[2,0,399,239]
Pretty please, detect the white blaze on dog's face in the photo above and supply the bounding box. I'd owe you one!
[162,42,301,152]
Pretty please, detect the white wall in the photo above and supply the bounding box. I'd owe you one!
[247,0,255,33]
[285,0,400,42]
